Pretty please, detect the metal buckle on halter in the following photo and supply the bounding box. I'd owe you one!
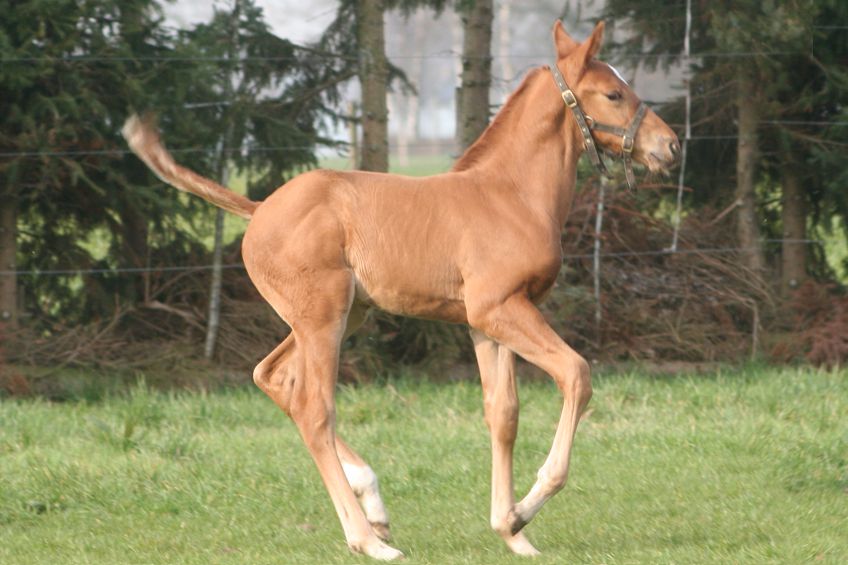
[561,89,578,108]
[622,135,635,154]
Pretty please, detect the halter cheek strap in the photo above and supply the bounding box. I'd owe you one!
[550,63,647,190]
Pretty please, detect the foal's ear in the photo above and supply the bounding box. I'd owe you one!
[573,21,606,68]
[552,20,578,59]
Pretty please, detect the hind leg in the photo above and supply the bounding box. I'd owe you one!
[253,276,402,561]
[335,303,392,542]
[337,437,392,541]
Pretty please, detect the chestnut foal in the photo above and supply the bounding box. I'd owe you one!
[124,20,678,560]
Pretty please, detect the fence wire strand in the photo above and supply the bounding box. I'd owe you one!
[0,240,821,277]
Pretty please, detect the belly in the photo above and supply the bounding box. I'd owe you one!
[350,261,467,323]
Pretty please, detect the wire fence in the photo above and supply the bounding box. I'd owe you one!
[0,240,822,277]
[0,93,842,159]
[1,122,844,160]
[2,11,842,368]
[0,46,834,64]
[2,25,844,161]
[1,15,840,265]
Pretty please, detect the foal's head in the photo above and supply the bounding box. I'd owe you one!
[552,21,680,173]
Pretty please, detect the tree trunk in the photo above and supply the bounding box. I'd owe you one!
[780,162,806,295]
[204,207,226,360]
[356,0,389,172]
[204,124,235,361]
[497,0,513,84]
[457,0,494,151]
[117,194,150,302]
[0,194,17,329]
[205,0,240,360]
[734,68,766,274]
[348,101,360,170]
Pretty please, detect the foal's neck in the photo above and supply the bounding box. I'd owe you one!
[453,67,582,228]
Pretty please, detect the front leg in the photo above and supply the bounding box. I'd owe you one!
[471,329,540,556]
[469,294,593,537]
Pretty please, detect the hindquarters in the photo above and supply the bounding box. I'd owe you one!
[241,171,353,321]
[242,174,405,558]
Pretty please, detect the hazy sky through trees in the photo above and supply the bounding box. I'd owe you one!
[162,1,680,146]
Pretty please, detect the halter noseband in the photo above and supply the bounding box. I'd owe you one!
[550,63,647,190]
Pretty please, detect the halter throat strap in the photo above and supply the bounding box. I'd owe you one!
[550,62,647,190]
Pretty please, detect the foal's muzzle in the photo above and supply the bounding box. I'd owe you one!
[648,135,681,172]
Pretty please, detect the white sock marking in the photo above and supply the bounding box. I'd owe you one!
[342,462,389,525]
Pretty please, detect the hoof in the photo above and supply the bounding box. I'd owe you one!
[368,541,404,561]
[371,521,392,542]
[504,532,541,557]
[351,538,404,561]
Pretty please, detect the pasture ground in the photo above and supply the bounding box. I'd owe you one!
[1,366,846,564]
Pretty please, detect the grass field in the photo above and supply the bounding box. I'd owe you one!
[1,366,846,564]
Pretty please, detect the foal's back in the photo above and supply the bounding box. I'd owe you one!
[242,168,488,322]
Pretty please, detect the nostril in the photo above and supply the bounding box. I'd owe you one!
[669,140,680,157]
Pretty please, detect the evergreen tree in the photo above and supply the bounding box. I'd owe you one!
[181,0,351,357]
[0,0,209,326]
[0,0,359,332]
[602,0,848,283]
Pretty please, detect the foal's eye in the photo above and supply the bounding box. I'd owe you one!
[606,91,623,101]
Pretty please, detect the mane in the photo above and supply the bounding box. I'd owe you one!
[452,67,547,172]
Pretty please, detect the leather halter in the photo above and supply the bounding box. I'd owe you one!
[550,63,647,190]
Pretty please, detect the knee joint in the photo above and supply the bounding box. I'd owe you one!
[490,412,518,444]
[483,393,519,436]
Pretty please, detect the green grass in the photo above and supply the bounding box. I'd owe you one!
[1,366,846,564]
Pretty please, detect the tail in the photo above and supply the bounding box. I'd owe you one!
[122,114,259,219]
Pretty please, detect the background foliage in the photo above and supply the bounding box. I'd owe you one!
[1,0,847,388]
